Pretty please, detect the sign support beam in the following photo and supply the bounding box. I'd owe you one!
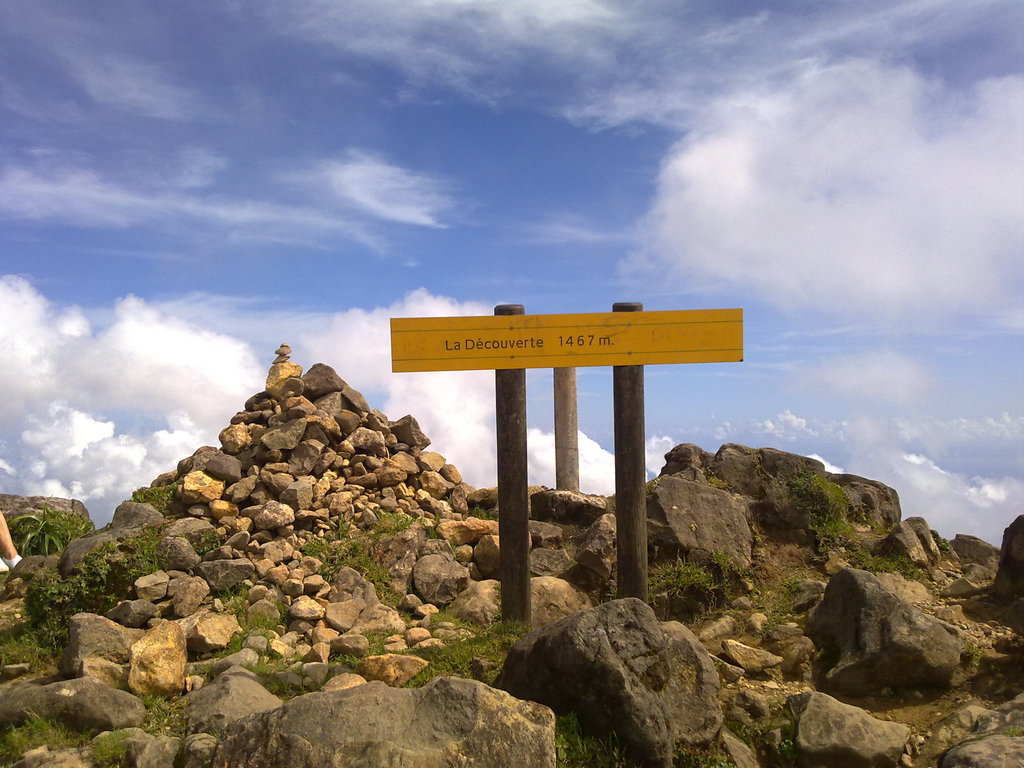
[494,304,531,624]
[612,302,648,602]
[553,367,579,492]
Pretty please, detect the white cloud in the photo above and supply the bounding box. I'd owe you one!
[527,428,616,495]
[800,350,933,405]
[0,276,262,524]
[807,454,844,474]
[317,151,454,227]
[633,62,1024,320]
[65,52,208,120]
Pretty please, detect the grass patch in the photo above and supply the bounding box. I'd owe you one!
[139,694,188,737]
[90,730,131,767]
[0,615,54,671]
[0,715,90,766]
[650,554,751,622]
[300,517,417,607]
[845,548,923,581]
[24,526,163,653]
[555,713,630,768]
[673,743,737,767]
[130,484,178,513]
[784,472,852,550]
[407,619,529,688]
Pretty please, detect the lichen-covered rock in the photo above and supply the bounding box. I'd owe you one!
[184,666,282,734]
[789,691,909,768]
[212,677,555,768]
[355,654,429,687]
[806,568,963,695]
[499,598,721,768]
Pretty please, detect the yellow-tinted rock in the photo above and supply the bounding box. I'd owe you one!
[266,362,303,398]
[355,654,429,687]
[181,471,225,505]
[219,424,251,454]
[437,517,499,546]
[128,621,186,697]
[209,499,239,520]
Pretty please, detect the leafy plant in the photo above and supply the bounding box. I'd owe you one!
[8,509,94,557]
[24,527,163,652]
[650,553,750,622]
[673,743,737,767]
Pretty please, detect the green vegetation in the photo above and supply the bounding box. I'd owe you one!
[845,548,923,581]
[0,716,90,766]
[784,472,852,550]
[90,730,131,767]
[931,529,952,554]
[8,509,94,557]
[0,613,54,671]
[130,484,178,513]
[705,474,730,491]
[555,713,630,768]
[673,744,737,767]
[408,618,528,688]
[650,554,751,622]
[301,515,416,606]
[24,527,163,652]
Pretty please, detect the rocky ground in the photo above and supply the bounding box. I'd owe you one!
[0,352,1021,768]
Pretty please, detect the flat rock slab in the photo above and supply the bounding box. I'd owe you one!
[212,677,556,768]
[0,677,145,732]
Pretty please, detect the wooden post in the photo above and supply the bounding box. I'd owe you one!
[494,304,531,624]
[612,301,648,601]
[553,367,579,492]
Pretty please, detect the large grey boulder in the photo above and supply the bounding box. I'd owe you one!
[184,666,283,734]
[789,691,909,768]
[412,553,469,606]
[194,558,255,592]
[212,676,556,768]
[0,677,145,731]
[60,612,143,679]
[830,474,902,528]
[529,489,608,526]
[805,568,963,696]
[646,475,752,567]
[951,534,1000,572]
[0,493,90,522]
[498,598,721,768]
[941,695,1024,766]
[995,515,1024,598]
[110,501,164,530]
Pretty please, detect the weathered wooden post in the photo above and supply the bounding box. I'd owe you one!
[612,301,648,601]
[553,367,579,491]
[494,304,531,623]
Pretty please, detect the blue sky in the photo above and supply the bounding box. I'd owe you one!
[0,0,1021,544]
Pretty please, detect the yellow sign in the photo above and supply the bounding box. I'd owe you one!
[391,309,743,372]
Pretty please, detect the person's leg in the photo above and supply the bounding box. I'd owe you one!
[0,513,21,569]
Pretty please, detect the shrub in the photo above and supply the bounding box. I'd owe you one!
[649,553,750,622]
[8,509,94,557]
[24,527,163,652]
[130,484,178,513]
[784,473,852,549]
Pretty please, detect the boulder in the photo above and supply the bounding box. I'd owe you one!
[181,472,225,505]
[805,568,963,695]
[498,598,721,768]
[60,612,141,678]
[530,576,592,626]
[646,476,752,567]
[390,414,431,450]
[436,516,499,546]
[354,654,429,687]
[128,621,187,697]
[412,554,470,606]
[212,677,555,768]
[156,536,201,571]
[179,611,243,653]
[951,534,1000,572]
[830,474,902,528]
[0,493,90,522]
[107,599,160,628]
[789,691,909,768]
[941,735,1024,767]
[449,579,501,626]
[184,666,282,734]
[878,521,931,567]
[995,514,1024,598]
[110,501,164,530]
[0,677,145,731]
[574,513,616,578]
[191,451,243,485]
[194,559,255,592]
[529,489,608,526]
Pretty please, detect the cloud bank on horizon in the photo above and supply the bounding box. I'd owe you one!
[0,0,1021,545]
